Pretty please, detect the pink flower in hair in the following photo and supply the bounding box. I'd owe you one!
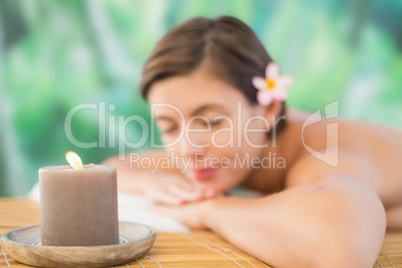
[251,62,293,106]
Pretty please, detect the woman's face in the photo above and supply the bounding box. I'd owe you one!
[148,68,270,193]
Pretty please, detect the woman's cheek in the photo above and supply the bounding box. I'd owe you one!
[243,131,267,149]
[210,128,234,149]
[241,118,269,149]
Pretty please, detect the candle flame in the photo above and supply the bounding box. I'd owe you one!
[66,151,83,169]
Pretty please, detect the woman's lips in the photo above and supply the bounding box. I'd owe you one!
[191,168,219,181]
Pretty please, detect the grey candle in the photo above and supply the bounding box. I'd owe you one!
[39,152,119,246]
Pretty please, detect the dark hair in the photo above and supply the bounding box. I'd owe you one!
[140,16,286,132]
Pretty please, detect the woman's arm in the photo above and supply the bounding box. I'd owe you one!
[155,175,386,267]
[203,175,385,267]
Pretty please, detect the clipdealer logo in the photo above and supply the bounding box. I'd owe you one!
[64,101,339,167]
[301,101,339,167]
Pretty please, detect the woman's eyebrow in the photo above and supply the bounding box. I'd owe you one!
[154,104,225,122]
[190,104,224,116]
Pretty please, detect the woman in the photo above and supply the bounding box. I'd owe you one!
[105,16,402,267]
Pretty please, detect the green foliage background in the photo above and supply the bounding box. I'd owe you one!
[0,0,401,196]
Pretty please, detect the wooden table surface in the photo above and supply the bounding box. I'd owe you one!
[0,198,401,268]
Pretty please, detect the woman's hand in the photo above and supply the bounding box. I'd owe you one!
[145,173,222,205]
[151,197,218,229]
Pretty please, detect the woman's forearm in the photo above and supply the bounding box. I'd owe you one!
[201,177,386,268]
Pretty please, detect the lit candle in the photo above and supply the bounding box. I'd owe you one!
[39,152,119,246]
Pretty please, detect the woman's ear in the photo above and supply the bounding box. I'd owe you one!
[261,100,283,131]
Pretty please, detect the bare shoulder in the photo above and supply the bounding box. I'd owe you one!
[284,150,368,188]
[284,111,402,207]
[286,108,402,169]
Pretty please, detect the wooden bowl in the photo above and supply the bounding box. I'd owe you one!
[1,221,156,268]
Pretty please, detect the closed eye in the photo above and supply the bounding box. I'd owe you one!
[160,125,178,134]
[154,116,178,135]
[203,119,224,127]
